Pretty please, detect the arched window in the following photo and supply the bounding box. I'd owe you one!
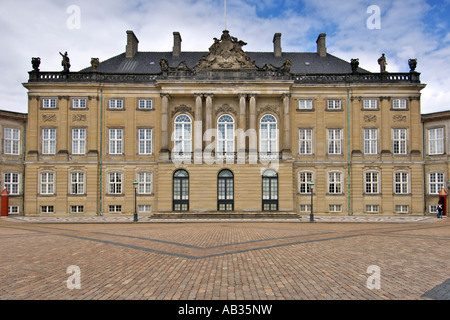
[262,169,278,211]
[218,169,234,211]
[173,169,189,211]
[217,114,235,155]
[260,114,278,155]
[174,114,192,154]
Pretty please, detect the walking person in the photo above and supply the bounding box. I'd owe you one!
[437,198,444,219]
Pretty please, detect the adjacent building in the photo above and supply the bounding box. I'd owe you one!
[0,109,27,215]
[22,30,429,216]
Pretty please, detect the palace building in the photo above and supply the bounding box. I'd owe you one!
[21,29,429,217]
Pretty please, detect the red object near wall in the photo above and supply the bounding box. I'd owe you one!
[1,189,9,217]
[439,188,448,216]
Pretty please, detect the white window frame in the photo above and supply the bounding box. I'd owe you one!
[138,205,152,213]
[108,172,123,195]
[72,98,87,109]
[8,206,19,214]
[299,204,312,212]
[138,129,153,155]
[327,129,342,155]
[298,171,314,194]
[364,171,379,194]
[4,128,20,155]
[108,205,122,213]
[40,205,54,213]
[394,171,409,194]
[298,99,313,110]
[173,114,192,154]
[428,172,444,194]
[217,114,235,155]
[327,100,342,110]
[42,128,56,155]
[329,204,342,213]
[366,205,380,213]
[137,172,152,194]
[428,128,444,155]
[70,172,85,195]
[138,99,153,110]
[392,99,407,110]
[70,205,84,213]
[328,171,342,194]
[395,205,409,213]
[4,172,19,195]
[364,128,378,155]
[42,98,57,109]
[298,128,313,155]
[259,114,278,155]
[393,128,407,155]
[72,128,86,155]
[363,99,378,109]
[109,129,123,155]
[40,171,55,195]
[108,99,123,109]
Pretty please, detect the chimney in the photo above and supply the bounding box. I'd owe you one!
[273,33,282,57]
[316,33,327,57]
[126,30,139,58]
[173,32,182,57]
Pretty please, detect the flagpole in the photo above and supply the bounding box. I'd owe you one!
[224,0,227,30]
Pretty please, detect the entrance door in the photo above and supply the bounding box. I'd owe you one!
[262,169,278,211]
[218,169,234,211]
[173,170,189,211]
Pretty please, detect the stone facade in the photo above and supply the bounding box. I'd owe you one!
[0,110,27,215]
[22,30,429,216]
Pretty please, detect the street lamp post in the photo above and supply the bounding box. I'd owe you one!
[133,179,138,222]
[309,181,314,222]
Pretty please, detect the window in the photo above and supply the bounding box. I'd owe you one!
[109,129,123,155]
[393,128,407,155]
[137,172,152,194]
[173,114,192,155]
[109,99,123,109]
[72,98,87,109]
[299,171,314,194]
[365,171,379,194]
[72,129,86,155]
[4,128,20,155]
[40,205,54,213]
[366,205,379,213]
[8,206,19,214]
[298,100,313,110]
[327,100,342,110]
[4,173,19,195]
[138,205,152,213]
[363,99,377,109]
[108,205,122,213]
[395,205,409,213]
[394,172,409,194]
[173,170,189,211]
[109,172,123,194]
[428,128,444,155]
[70,205,84,213]
[329,204,342,212]
[42,98,57,109]
[300,204,312,212]
[40,172,55,195]
[42,129,56,154]
[392,99,407,109]
[138,129,153,155]
[364,129,378,154]
[262,169,278,211]
[218,170,234,211]
[327,129,342,155]
[429,205,438,214]
[298,129,313,155]
[138,99,153,109]
[328,172,342,194]
[70,172,85,195]
[260,114,278,156]
[217,114,235,155]
[428,172,444,194]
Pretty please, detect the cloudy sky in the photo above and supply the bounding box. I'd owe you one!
[1,0,449,114]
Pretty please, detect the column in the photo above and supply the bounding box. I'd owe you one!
[160,93,170,159]
[194,94,203,164]
[282,93,291,157]
[205,94,213,147]
[248,94,257,162]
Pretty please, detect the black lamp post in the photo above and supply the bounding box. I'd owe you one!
[309,181,314,222]
[133,179,138,222]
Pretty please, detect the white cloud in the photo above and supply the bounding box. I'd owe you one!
[0,0,448,114]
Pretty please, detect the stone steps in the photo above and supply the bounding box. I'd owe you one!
[150,212,301,219]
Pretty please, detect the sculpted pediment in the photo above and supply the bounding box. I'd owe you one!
[196,30,256,70]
